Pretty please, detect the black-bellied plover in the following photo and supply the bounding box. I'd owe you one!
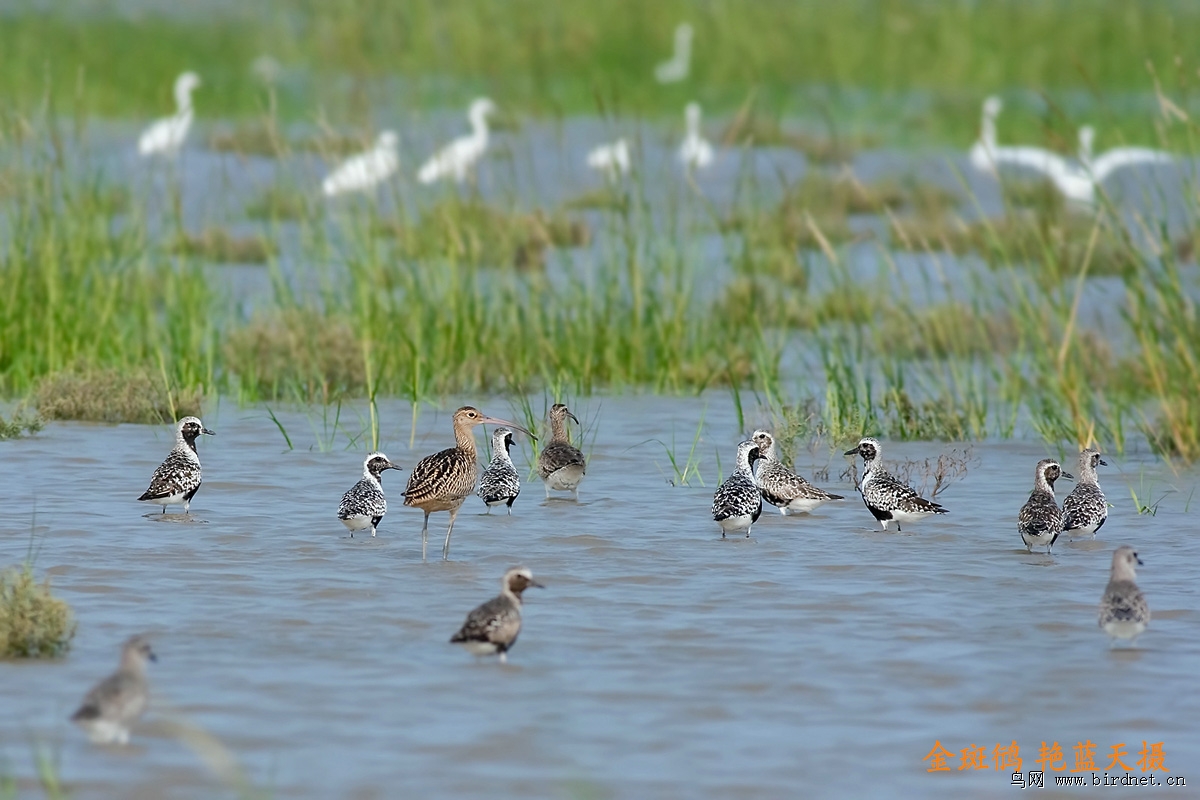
[1099,546,1149,646]
[843,437,948,531]
[537,403,586,500]
[337,452,403,537]
[478,427,521,513]
[1018,458,1072,553]
[450,566,543,663]
[404,407,534,560]
[137,416,214,514]
[1062,447,1108,539]
[751,430,844,515]
[70,635,156,745]
[712,440,763,538]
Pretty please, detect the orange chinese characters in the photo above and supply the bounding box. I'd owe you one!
[1137,742,1168,772]
[1036,741,1066,772]
[994,741,1022,772]
[924,741,954,772]
[1106,743,1133,772]
[1071,740,1097,772]
[959,744,989,771]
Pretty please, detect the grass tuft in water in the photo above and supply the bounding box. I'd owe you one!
[0,411,43,440]
[35,369,203,424]
[172,228,277,264]
[0,566,76,659]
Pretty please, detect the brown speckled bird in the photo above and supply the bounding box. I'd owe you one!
[537,403,587,500]
[404,407,534,560]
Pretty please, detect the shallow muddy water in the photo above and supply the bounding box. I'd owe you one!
[2,395,1199,798]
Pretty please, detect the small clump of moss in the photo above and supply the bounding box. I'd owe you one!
[0,410,43,440]
[172,228,277,264]
[0,565,76,659]
[223,310,367,401]
[35,369,203,424]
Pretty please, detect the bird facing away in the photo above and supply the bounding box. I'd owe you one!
[478,427,521,513]
[1062,447,1108,539]
[654,22,693,83]
[70,635,156,745]
[321,131,400,197]
[679,102,714,171]
[138,71,201,157]
[450,566,544,663]
[750,430,844,515]
[843,438,947,531]
[1099,546,1150,646]
[537,404,587,500]
[338,452,403,537]
[417,97,496,185]
[138,416,215,514]
[712,440,763,538]
[586,138,631,180]
[404,407,534,560]
[1017,458,1072,553]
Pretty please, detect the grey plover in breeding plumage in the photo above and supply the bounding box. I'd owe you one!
[711,440,764,538]
[1061,447,1108,539]
[450,566,544,663]
[751,430,844,515]
[1017,458,1072,553]
[70,635,156,745]
[1098,546,1149,646]
[843,438,947,531]
[337,452,403,537]
[537,403,587,500]
[404,407,534,560]
[478,427,521,513]
[137,416,214,514]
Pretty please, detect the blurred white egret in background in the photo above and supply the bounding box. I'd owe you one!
[1077,125,1172,185]
[417,97,497,185]
[655,23,693,83]
[678,102,713,171]
[968,96,1060,177]
[321,131,400,197]
[138,72,200,157]
[587,138,631,180]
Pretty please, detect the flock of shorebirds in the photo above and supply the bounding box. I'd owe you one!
[68,404,1151,746]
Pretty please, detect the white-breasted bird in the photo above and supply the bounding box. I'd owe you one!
[587,138,631,180]
[1099,546,1149,646]
[71,635,156,745]
[679,102,714,171]
[337,452,403,536]
[654,23,693,84]
[138,72,201,157]
[417,98,496,185]
[450,567,544,663]
[321,131,400,197]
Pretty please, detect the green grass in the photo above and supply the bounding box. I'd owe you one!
[0,410,42,440]
[0,565,76,659]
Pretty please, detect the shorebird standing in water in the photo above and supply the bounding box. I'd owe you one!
[537,403,587,500]
[1061,447,1108,539]
[404,407,534,560]
[1099,546,1150,647]
[138,72,200,157]
[450,566,544,663]
[338,452,403,537]
[71,635,156,745]
[750,430,844,515]
[1018,458,1072,554]
[138,416,215,515]
[711,440,763,538]
[843,438,947,531]
[478,427,521,513]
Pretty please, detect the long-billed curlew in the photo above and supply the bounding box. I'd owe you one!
[537,403,587,500]
[404,407,533,560]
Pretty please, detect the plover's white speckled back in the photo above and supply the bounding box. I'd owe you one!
[70,635,156,745]
[338,452,403,537]
[751,430,844,515]
[137,416,214,515]
[450,567,544,663]
[1062,448,1108,539]
[711,440,764,538]
[1018,458,1072,553]
[844,438,947,531]
[1099,546,1149,646]
[478,427,521,513]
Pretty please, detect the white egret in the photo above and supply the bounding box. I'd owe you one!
[655,23,693,84]
[586,138,631,180]
[968,96,1060,177]
[678,102,713,171]
[138,72,200,157]
[321,131,400,197]
[1077,125,1172,184]
[417,98,496,185]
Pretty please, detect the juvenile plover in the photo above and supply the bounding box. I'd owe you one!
[478,427,521,513]
[711,440,763,538]
[1018,458,1072,553]
[751,430,844,514]
[70,635,156,745]
[1098,546,1149,646]
[337,452,403,537]
[404,407,534,560]
[843,438,948,531]
[137,416,214,514]
[450,566,544,663]
[537,403,586,500]
[1061,447,1108,539]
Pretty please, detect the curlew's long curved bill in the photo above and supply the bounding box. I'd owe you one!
[479,415,536,441]
[566,411,580,425]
